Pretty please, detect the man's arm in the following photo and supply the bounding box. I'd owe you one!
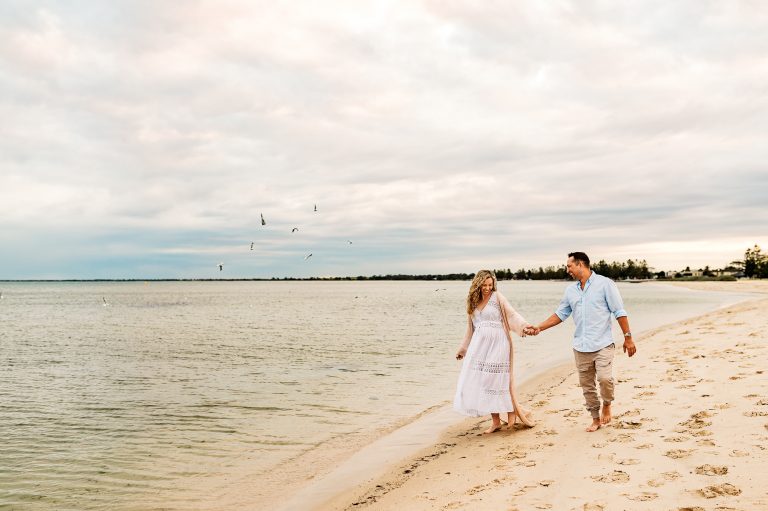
[617,316,636,357]
[525,313,562,335]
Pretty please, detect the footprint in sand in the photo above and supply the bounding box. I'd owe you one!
[695,464,728,475]
[648,471,681,487]
[698,482,741,498]
[756,399,768,406]
[665,449,694,459]
[613,420,642,430]
[616,458,640,465]
[664,435,691,443]
[697,439,716,446]
[591,470,630,483]
[729,449,749,457]
[582,503,605,511]
[622,491,658,501]
[634,443,653,449]
[504,450,527,460]
[465,478,505,495]
[609,433,635,443]
[675,507,704,511]
[511,484,538,496]
[677,412,713,433]
[744,410,768,416]
[636,391,656,399]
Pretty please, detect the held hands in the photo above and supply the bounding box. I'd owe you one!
[522,324,541,337]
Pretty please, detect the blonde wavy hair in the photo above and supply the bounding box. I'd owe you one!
[466,269,497,314]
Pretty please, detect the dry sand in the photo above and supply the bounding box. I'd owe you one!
[317,281,768,511]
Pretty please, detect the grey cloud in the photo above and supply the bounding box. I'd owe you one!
[1,1,766,278]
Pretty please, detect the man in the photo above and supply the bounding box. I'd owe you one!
[526,252,637,432]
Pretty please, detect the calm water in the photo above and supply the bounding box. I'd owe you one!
[0,280,750,510]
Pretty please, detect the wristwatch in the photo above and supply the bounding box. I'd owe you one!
[623,332,632,338]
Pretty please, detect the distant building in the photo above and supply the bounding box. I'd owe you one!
[714,268,743,278]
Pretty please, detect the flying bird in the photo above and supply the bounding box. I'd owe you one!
[218,263,224,271]
[304,253,313,260]
[250,242,254,250]
[261,213,266,226]
[291,227,299,233]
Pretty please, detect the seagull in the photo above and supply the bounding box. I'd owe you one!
[102,297,108,307]
[261,213,266,226]
[346,240,353,244]
[314,204,317,212]
[304,253,313,260]
[291,227,299,233]
[218,263,224,271]
[250,242,254,250]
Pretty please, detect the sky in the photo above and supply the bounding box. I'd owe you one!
[1,1,766,279]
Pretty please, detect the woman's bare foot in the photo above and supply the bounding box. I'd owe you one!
[600,403,612,425]
[483,423,503,434]
[586,418,601,432]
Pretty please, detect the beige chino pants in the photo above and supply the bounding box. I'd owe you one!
[573,343,615,419]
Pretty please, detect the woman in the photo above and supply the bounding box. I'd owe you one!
[454,270,535,433]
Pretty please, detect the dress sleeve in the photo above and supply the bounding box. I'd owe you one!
[498,292,528,336]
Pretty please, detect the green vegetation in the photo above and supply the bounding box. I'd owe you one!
[742,245,768,278]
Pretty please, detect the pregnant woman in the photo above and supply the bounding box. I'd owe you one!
[454,269,535,434]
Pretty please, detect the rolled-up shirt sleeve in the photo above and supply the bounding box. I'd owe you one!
[606,280,627,318]
[555,294,572,321]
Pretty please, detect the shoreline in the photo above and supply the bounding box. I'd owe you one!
[310,281,768,511]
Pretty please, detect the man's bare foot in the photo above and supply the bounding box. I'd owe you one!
[600,403,612,425]
[586,418,601,432]
[483,423,503,434]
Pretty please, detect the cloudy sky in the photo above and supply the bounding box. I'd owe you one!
[1,1,766,279]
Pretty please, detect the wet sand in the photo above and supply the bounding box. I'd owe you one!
[317,281,768,510]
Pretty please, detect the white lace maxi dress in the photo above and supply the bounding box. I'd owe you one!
[453,292,527,417]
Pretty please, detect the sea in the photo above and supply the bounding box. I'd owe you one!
[0,280,753,510]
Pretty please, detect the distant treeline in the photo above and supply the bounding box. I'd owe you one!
[489,258,652,281]
[276,273,475,281]
[273,259,653,281]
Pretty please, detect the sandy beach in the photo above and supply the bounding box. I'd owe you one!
[316,281,768,511]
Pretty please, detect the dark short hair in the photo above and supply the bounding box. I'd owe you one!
[568,252,590,267]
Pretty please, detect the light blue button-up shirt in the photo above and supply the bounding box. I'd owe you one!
[555,272,627,353]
